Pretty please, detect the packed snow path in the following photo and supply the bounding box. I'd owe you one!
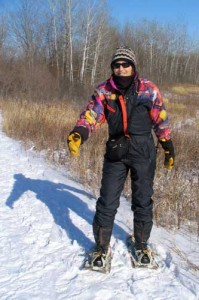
[0,114,198,300]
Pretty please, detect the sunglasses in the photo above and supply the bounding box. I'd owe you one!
[113,62,131,69]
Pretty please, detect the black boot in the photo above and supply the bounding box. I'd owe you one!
[92,246,111,268]
[134,220,153,249]
[91,221,112,269]
[140,251,150,264]
[134,220,153,264]
[92,221,112,250]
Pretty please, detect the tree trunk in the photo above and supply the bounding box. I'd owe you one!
[67,0,73,83]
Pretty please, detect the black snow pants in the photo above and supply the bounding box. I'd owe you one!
[93,134,156,250]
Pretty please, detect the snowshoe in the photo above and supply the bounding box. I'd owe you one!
[127,236,159,269]
[84,246,112,274]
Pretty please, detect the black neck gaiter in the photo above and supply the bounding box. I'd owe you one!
[112,74,134,94]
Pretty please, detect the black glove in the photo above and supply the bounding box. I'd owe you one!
[159,139,175,170]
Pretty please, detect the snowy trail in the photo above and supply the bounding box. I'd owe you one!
[0,114,198,300]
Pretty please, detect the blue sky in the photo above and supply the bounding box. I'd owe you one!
[0,0,198,40]
[107,0,199,40]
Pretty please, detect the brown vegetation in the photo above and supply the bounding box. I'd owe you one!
[1,85,198,234]
[0,1,198,234]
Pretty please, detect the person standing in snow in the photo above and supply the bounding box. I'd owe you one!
[67,46,175,269]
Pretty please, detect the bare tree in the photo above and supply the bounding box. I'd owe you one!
[79,0,97,83]
[90,4,108,85]
[49,0,60,79]
[0,0,198,100]
[67,0,74,83]
[0,14,7,51]
[10,1,42,65]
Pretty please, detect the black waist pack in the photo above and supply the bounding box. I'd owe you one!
[105,135,130,161]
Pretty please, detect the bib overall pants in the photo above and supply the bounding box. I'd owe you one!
[92,84,156,251]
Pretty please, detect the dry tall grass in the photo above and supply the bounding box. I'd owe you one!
[0,85,198,234]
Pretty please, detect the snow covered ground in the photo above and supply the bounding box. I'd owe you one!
[0,113,198,300]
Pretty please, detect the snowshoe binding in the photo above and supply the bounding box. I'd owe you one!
[84,246,112,274]
[127,236,159,269]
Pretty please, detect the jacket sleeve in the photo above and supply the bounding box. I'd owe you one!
[71,90,106,143]
[148,82,171,141]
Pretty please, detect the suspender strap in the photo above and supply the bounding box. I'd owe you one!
[118,95,129,137]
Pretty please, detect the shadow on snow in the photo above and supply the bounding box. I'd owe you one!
[6,173,128,251]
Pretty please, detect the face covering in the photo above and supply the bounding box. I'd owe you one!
[112,74,134,90]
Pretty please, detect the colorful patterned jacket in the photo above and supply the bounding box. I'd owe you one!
[72,74,171,143]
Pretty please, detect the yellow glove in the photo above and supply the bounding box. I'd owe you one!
[164,154,174,170]
[159,139,175,170]
[67,132,81,157]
